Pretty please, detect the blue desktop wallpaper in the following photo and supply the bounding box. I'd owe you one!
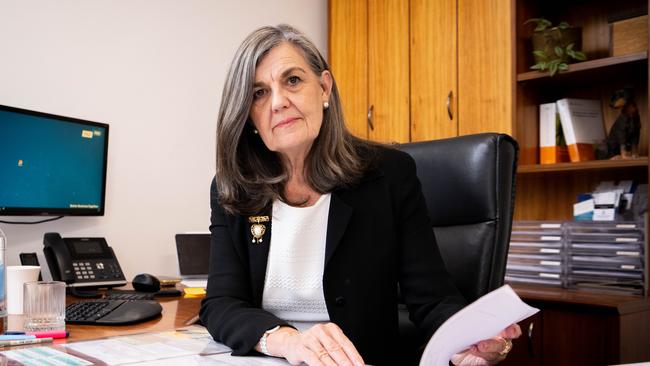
[0,109,106,211]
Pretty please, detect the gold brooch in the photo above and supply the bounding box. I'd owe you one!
[248,216,269,244]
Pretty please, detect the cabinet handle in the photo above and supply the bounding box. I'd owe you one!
[527,322,535,356]
[367,105,374,131]
[446,91,453,120]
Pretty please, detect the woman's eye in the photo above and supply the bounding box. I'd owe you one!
[253,89,266,99]
[287,76,301,86]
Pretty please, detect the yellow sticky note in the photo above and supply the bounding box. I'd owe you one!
[184,287,206,297]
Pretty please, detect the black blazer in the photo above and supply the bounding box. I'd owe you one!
[199,146,466,365]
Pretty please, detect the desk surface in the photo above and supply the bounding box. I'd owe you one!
[6,285,647,340]
[511,283,650,313]
[64,295,202,343]
[5,288,202,345]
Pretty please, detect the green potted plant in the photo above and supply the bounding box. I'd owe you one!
[526,18,587,76]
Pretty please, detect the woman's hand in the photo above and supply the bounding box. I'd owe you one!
[266,323,365,366]
[450,324,521,366]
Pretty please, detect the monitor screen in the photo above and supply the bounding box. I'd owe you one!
[0,105,109,216]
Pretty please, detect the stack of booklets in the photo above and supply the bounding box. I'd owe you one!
[538,98,606,163]
[505,221,566,287]
[565,221,646,295]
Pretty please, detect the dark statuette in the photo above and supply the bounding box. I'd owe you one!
[606,87,641,159]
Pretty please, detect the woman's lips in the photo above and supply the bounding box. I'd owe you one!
[274,117,299,129]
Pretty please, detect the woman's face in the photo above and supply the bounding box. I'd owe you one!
[249,42,332,161]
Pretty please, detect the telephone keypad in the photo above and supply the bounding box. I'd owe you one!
[72,260,123,282]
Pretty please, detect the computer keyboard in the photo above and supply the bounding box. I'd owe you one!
[66,300,162,325]
[105,290,155,301]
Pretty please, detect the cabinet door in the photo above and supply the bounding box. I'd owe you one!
[500,312,542,366]
[458,0,513,135]
[329,0,368,139]
[368,0,410,143]
[410,0,458,141]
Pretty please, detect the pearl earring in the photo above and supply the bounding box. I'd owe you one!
[323,101,329,109]
[253,129,259,134]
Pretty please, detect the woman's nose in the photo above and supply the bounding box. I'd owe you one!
[271,89,290,112]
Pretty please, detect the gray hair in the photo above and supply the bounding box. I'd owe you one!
[215,24,372,215]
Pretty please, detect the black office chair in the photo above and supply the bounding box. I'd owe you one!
[397,133,519,363]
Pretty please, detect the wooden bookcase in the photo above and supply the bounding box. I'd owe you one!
[513,0,649,221]
[506,1,650,364]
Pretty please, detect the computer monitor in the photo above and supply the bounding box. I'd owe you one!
[0,104,109,216]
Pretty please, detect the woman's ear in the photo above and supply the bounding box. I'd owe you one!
[320,70,333,100]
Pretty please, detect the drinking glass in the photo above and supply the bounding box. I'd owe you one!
[23,281,66,331]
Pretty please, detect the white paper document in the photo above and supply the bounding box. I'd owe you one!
[419,284,539,366]
[62,326,230,365]
[1,347,94,365]
[121,354,292,366]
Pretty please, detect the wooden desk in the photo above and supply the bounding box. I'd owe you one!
[502,284,650,366]
[5,289,202,345]
[63,295,202,343]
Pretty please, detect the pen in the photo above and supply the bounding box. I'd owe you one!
[0,335,36,341]
[0,337,54,347]
[27,330,69,339]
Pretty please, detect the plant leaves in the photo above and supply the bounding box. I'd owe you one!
[549,62,559,76]
[558,63,569,71]
[573,51,587,61]
[533,50,548,59]
[566,43,574,51]
[558,22,570,29]
[530,63,546,70]
[525,17,552,31]
[555,47,564,57]
[524,18,542,24]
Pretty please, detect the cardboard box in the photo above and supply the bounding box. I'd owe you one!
[611,15,648,56]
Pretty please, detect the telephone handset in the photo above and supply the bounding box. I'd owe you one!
[43,232,127,289]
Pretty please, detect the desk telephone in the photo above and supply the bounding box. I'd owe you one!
[42,233,162,325]
[43,232,127,288]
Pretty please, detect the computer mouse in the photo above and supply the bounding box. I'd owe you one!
[132,273,161,292]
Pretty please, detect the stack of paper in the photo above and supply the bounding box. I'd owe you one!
[420,285,539,366]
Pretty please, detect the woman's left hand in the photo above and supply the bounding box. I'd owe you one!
[450,323,521,366]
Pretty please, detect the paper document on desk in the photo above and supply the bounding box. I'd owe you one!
[419,284,539,366]
[62,326,230,365]
[122,354,292,366]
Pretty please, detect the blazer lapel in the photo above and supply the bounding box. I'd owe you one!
[325,192,353,266]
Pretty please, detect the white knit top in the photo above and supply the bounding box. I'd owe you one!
[262,194,331,330]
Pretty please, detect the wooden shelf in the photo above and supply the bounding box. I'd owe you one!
[517,52,648,82]
[518,157,649,173]
[511,283,650,312]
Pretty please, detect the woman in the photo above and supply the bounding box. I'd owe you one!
[199,24,520,366]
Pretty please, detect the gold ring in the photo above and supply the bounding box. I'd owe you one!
[498,337,513,356]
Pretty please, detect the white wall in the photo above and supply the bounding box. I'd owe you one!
[0,0,328,279]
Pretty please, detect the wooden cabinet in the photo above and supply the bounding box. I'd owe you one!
[329,0,513,143]
[503,285,650,366]
[410,0,457,141]
[329,0,410,143]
